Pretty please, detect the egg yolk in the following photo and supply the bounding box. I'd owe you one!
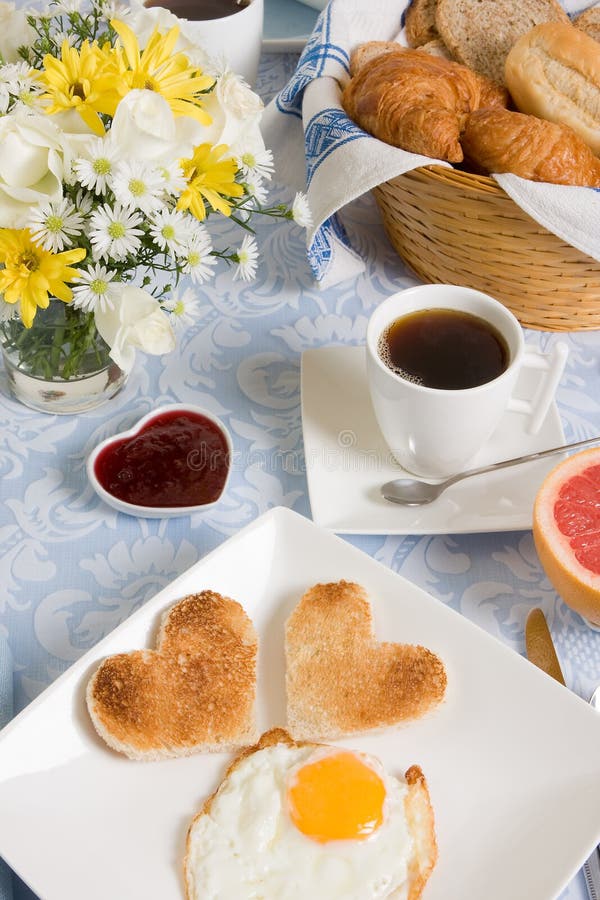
[287,751,386,843]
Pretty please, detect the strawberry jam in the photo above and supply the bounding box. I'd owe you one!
[94,410,230,508]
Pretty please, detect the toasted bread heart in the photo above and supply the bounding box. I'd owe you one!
[285,581,446,740]
[86,591,257,760]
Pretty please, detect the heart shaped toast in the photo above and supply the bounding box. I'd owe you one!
[86,591,257,760]
[285,581,447,740]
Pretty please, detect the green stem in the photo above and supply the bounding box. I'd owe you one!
[50,323,65,372]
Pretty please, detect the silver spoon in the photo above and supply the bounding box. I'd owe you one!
[381,435,600,506]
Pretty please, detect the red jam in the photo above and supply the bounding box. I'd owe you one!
[94,410,230,508]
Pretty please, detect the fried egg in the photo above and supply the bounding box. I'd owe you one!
[185,739,417,900]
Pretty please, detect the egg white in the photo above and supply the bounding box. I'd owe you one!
[185,744,413,900]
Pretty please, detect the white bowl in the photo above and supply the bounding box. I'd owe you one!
[87,404,233,519]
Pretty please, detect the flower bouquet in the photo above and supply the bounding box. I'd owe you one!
[0,0,310,412]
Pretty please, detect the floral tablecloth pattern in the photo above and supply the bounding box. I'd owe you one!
[1,51,599,900]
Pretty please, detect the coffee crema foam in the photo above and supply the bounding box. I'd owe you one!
[377,331,424,386]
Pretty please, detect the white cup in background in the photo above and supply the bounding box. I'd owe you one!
[142,0,264,86]
[366,284,568,479]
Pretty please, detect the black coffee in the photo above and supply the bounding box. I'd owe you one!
[144,0,249,19]
[378,308,509,390]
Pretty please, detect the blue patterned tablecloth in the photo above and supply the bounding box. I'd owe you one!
[1,51,599,900]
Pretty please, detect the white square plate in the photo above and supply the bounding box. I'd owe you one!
[0,508,599,900]
[301,346,566,535]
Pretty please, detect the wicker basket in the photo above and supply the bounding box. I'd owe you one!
[372,165,600,331]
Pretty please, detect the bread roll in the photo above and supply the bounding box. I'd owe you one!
[349,40,402,76]
[405,0,439,47]
[505,22,600,155]
[419,38,454,60]
[461,108,600,186]
[342,46,507,162]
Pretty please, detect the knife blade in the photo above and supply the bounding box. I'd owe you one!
[525,608,599,900]
[525,607,566,685]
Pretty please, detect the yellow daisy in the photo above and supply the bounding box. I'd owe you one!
[39,40,120,135]
[0,229,86,328]
[177,143,244,221]
[110,19,214,124]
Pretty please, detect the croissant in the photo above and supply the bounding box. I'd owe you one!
[342,45,507,163]
[461,108,600,187]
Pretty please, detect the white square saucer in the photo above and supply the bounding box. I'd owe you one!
[301,346,566,535]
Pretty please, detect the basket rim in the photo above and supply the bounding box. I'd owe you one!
[398,164,502,194]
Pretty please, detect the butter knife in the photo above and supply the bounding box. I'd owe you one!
[525,608,599,900]
[525,608,566,686]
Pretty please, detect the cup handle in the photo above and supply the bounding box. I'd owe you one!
[505,342,569,436]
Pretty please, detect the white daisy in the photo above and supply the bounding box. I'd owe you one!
[0,62,32,90]
[72,263,121,313]
[0,296,19,323]
[14,80,45,110]
[73,139,119,195]
[97,0,131,19]
[73,189,93,217]
[89,203,144,261]
[238,147,274,181]
[291,192,312,228]
[180,230,217,284]
[53,0,81,13]
[0,86,9,114]
[157,161,186,197]
[27,197,84,253]
[112,161,165,215]
[244,177,268,206]
[163,287,201,330]
[52,31,78,48]
[0,63,38,103]
[149,208,194,255]
[233,235,259,282]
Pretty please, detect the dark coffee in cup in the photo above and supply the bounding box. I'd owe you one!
[144,0,249,19]
[378,308,509,390]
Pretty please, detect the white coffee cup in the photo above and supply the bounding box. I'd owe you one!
[142,0,264,86]
[366,284,568,479]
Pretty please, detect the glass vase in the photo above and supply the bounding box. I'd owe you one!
[0,302,126,414]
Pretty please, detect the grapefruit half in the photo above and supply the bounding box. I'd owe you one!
[533,447,600,625]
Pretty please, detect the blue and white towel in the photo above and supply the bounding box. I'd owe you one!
[0,634,13,900]
[262,0,600,289]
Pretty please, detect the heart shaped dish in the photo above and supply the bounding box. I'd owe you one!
[87,404,233,518]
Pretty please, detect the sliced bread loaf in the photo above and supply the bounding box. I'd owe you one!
[435,0,569,83]
[575,5,600,42]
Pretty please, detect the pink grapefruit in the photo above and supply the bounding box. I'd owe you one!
[533,447,600,625]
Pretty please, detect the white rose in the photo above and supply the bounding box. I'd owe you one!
[0,110,64,227]
[0,3,35,63]
[95,286,176,374]
[196,70,264,151]
[109,89,203,163]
